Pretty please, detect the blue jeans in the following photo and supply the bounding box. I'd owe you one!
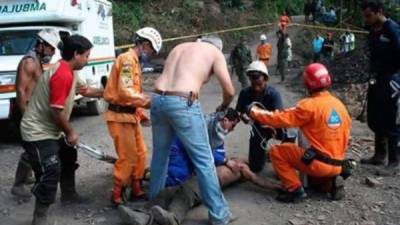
[149,94,231,225]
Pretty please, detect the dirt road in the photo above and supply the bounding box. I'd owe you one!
[1,21,399,225]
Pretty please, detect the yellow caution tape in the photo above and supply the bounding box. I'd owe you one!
[291,23,369,34]
[115,21,368,50]
[115,22,276,50]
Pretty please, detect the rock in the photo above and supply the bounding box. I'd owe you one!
[361,221,376,225]
[365,177,382,187]
[317,215,327,221]
[288,218,307,225]
[95,216,107,223]
[1,208,10,216]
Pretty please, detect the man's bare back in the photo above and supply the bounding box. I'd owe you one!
[155,41,235,109]
[16,57,42,112]
[155,42,234,91]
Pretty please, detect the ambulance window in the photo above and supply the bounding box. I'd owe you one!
[0,30,37,56]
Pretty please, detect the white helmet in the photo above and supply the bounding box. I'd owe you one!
[246,61,269,77]
[136,27,162,54]
[201,35,223,51]
[260,34,267,41]
[38,29,61,49]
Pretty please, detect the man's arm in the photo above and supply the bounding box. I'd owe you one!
[16,59,37,113]
[239,162,282,190]
[51,108,78,145]
[78,86,104,98]
[213,51,235,111]
[248,99,312,128]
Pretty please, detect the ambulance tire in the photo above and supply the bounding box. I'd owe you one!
[87,99,107,115]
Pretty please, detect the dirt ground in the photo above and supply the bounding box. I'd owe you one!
[1,21,400,225]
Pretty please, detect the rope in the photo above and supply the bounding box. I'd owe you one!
[115,21,368,50]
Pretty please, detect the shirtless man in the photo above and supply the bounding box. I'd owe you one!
[149,36,235,225]
[11,29,61,198]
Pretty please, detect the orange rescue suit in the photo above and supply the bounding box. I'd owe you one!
[250,91,351,191]
[104,48,150,188]
[279,15,290,32]
[256,43,273,66]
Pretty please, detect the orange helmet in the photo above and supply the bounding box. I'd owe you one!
[303,63,331,91]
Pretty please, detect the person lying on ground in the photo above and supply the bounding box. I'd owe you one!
[118,109,281,225]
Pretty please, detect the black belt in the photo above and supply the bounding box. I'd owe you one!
[302,147,343,166]
[108,104,136,113]
[315,153,343,166]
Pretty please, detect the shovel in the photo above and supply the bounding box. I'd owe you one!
[77,143,117,164]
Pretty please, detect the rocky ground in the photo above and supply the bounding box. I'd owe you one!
[1,21,400,225]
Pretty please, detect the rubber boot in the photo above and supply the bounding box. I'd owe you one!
[376,137,400,176]
[328,176,345,200]
[276,187,307,203]
[360,134,387,165]
[111,185,124,206]
[130,180,146,201]
[60,172,89,205]
[118,205,152,225]
[31,200,49,225]
[11,160,33,198]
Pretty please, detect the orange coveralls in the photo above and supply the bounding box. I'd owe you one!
[104,49,150,189]
[250,91,351,191]
[279,15,290,32]
[256,43,273,66]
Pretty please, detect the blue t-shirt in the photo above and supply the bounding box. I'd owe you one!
[313,37,325,53]
[165,136,226,187]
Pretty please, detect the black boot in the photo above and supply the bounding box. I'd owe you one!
[31,200,49,225]
[375,137,400,176]
[11,160,33,198]
[276,187,307,203]
[60,171,89,205]
[328,176,345,201]
[361,134,387,165]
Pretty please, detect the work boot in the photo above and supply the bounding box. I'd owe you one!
[150,205,178,225]
[60,172,89,205]
[118,205,152,225]
[11,160,33,199]
[360,135,387,165]
[111,185,124,206]
[276,187,307,203]
[31,200,49,225]
[328,176,345,201]
[130,180,147,201]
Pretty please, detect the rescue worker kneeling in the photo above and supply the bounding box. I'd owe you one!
[247,63,352,202]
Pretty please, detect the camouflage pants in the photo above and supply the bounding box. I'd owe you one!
[234,66,249,88]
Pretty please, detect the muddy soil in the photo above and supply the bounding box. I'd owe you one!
[1,19,399,225]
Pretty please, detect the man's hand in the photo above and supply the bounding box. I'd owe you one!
[226,159,241,173]
[78,86,104,98]
[216,103,228,112]
[141,117,151,127]
[66,130,79,147]
[240,114,251,124]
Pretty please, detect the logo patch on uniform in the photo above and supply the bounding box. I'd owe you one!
[327,109,341,129]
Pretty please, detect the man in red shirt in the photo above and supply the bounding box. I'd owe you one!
[20,35,103,225]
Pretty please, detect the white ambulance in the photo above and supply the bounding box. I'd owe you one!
[0,0,115,127]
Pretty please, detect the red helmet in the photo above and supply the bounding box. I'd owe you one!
[303,63,331,91]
